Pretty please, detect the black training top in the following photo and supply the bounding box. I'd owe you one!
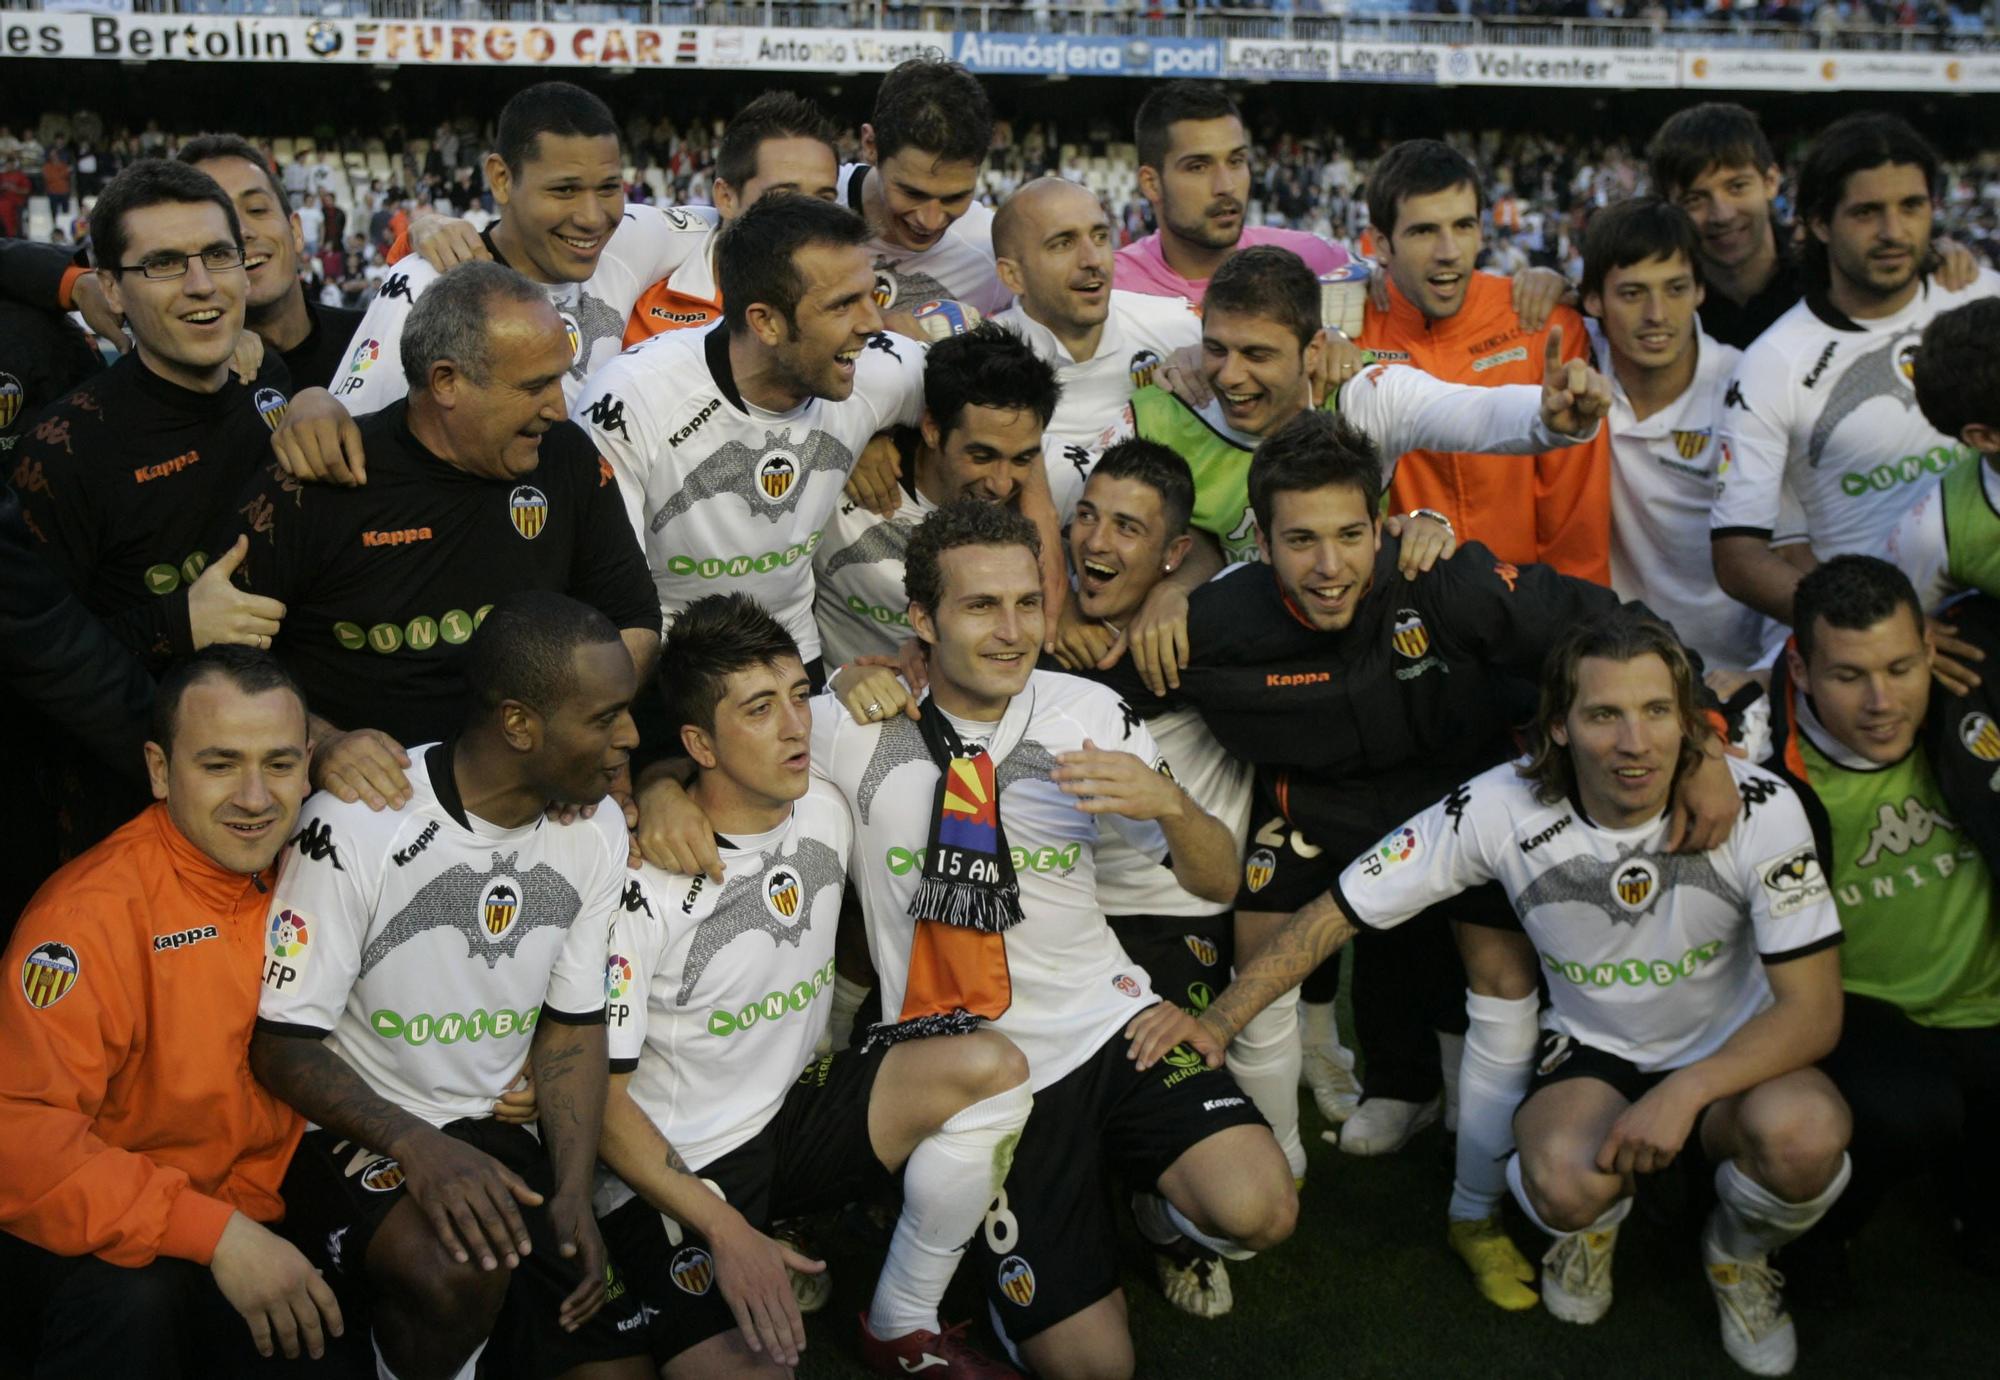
[10,349,293,664]
[216,400,659,745]
[280,300,366,393]
[1700,233,1804,351]
[1102,540,1628,858]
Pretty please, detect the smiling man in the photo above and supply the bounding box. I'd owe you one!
[1762,558,2000,1279]
[249,592,651,1380]
[1711,113,2000,625]
[1581,197,1779,675]
[0,648,341,1379]
[212,261,660,813]
[583,195,925,685]
[812,321,1059,668]
[991,177,1201,515]
[176,134,363,390]
[306,81,716,426]
[1133,608,1850,1377]
[1359,139,1610,586]
[815,499,1288,1379]
[838,58,1011,318]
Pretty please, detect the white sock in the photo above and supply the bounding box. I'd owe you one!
[866,1080,1033,1339]
[1164,1198,1256,1262]
[1449,992,1540,1222]
[829,974,870,1053]
[1439,1030,1465,1132]
[1227,989,1307,1179]
[1506,1152,1631,1241]
[1709,1154,1852,1259]
[1301,999,1344,1057]
[374,1333,487,1380]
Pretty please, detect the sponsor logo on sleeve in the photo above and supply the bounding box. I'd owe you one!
[264,908,310,990]
[1757,848,1830,918]
[1357,825,1420,882]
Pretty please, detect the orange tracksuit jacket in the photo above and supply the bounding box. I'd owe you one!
[1360,273,1612,585]
[0,804,302,1266]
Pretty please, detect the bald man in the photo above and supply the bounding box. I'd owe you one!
[992,178,1202,520]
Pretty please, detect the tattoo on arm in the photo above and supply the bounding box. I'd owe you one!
[1206,895,1357,1042]
[532,1021,609,1198]
[249,1032,432,1159]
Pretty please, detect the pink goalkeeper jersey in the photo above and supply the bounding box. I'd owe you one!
[1113,226,1350,304]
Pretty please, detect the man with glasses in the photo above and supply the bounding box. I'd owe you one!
[8,160,293,855]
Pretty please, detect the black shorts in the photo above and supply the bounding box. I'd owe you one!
[970,1023,1267,1346]
[598,1044,893,1364]
[1107,912,1232,1017]
[277,1118,647,1378]
[1239,781,1518,928]
[1521,1030,1716,1155]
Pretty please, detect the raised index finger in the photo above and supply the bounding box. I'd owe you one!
[1543,324,1565,380]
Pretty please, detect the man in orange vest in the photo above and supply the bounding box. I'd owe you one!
[1359,139,1612,587]
[0,647,341,1377]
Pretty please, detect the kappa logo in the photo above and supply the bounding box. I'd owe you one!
[670,1246,715,1295]
[292,819,344,871]
[1724,380,1747,411]
[866,333,903,363]
[668,398,721,449]
[1537,1032,1574,1075]
[1803,341,1839,389]
[1671,428,1711,461]
[393,820,442,867]
[21,940,80,1009]
[378,273,413,303]
[1858,796,1956,868]
[1442,782,1472,836]
[997,1255,1036,1307]
[681,873,705,915]
[1129,348,1162,390]
[1519,815,1572,854]
[620,880,653,917]
[1391,608,1431,659]
[481,880,521,937]
[1960,712,2000,764]
[509,485,548,539]
[254,387,289,433]
[584,392,629,442]
[153,924,219,953]
[1612,859,1659,913]
[764,867,803,920]
[1184,934,1219,967]
[756,453,798,501]
[1203,1096,1245,1111]
[1739,774,1781,818]
[1245,846,1277,893]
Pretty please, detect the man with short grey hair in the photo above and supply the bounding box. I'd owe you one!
[210,260,660,812]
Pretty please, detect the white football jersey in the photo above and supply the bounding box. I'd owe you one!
[839,164,1013,318]
[582,323,926,664]
[993,290,1203,520]
[812,476,935,669]
[811,671,1170,1088]
[1710,272,2000,557]
[327,205,720,414]
[1590,321,1784,672]
[1334,757,1841,1073]
[256,744,626,1126]
[1095,703,1251,919]
[605,781,853,1182]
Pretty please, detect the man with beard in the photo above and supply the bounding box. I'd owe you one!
[1710,114,2000,625]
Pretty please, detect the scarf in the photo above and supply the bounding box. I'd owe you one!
[864,695,1028,1049]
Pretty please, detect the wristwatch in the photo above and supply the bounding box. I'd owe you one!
[1410,508,1455,539]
